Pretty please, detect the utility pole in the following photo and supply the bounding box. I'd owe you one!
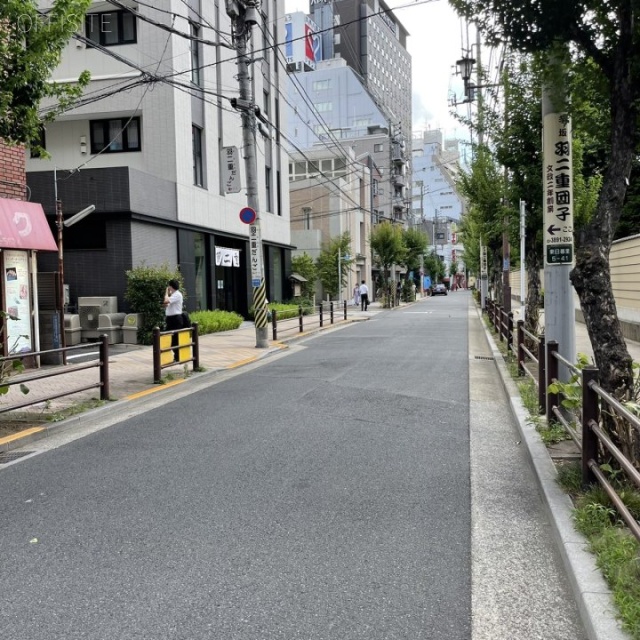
[542,47,575,378]
[226,0,268,348]
[520,200,526,320]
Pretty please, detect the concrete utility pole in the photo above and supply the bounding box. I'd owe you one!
[520,199,526,320]
[226,0,268,348]
[542,49,575,378]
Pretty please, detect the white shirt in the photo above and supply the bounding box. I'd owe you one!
[359,284,369,295]
[165,290,183,316]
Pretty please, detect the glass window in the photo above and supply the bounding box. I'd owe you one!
[90,117,141,154]
[316,102,333,112]
[190,23,201,86]
[192,126,204,187]
[85,11,137,47]
[265,166,272,212]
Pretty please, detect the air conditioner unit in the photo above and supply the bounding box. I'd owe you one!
[79,305,101,330]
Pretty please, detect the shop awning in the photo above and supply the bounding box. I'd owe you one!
[0,198,57,251]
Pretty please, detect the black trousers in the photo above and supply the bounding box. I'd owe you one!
[360,293,369,311]
[166,314,183,360]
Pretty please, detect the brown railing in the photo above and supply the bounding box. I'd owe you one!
[152,323,200,383]
[0,335,110,414]
[271,301,347,341]
[487,301,640,542]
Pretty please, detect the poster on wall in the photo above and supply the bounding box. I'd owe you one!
[3,249,32,354]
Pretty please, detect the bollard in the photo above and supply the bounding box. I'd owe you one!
[330,301,334,324]
[272,309,278,341]
[299,305,303,333]
[343,300,347,320]
[517,320,525,376]
[319,303,323,328]
[192,322,200,370]
[99,334,110,400]
[538,334,546,414]
[581,366,600,486]
[546,340,559,423]
[153,327,161,383]
[507,312,514,353]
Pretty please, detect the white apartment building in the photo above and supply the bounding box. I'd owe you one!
[28,0,292,317]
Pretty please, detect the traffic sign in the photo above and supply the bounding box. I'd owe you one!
[239,207,257,224]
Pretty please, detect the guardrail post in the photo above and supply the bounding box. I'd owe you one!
[319,303,323,328]
[538,334,546,414]
[498,306,504,341]
[330,301,334,324]
[343,300,347,320]
[581,366,600,486]
[153,327,161,383]
[99,334,110,400]
[507,312,514,353]
[192,323,200,370]
[299,305,303,333]
[272,309,278,341]
[517,320,525,376]
[546,340,559,423]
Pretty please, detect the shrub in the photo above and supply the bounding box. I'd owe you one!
[125,264,183,344]
[190,310,243,334]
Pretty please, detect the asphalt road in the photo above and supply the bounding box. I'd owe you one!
[1,293,471,639]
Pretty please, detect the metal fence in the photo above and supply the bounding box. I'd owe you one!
[271,302,347,341]
[485,299,640,542]
[0,336,110,414]
[152,323,200,383]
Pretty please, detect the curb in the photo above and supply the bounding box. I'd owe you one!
[477,306,629,640]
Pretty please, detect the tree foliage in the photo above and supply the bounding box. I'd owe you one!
[315,233,352,299]
[400,227,428,273]
[291,253,317,300]
[0,0,91,152]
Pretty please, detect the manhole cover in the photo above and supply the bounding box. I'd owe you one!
[0,451,35,464]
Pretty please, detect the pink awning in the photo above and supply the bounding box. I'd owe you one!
[0,198,57,251]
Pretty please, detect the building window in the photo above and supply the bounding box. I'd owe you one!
[316,102,333,112]
[90,117,140,154]
[190,23,201,86]
[312,79,331,91]
[86,11,137,46]
[265,166,272,212]
[192,126,204,187]
[374,143,384,152]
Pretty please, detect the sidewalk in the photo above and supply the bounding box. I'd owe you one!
[0,302,386,449]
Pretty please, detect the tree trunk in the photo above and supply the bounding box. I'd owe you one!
[570,17,636,458]
[525,246,541,339]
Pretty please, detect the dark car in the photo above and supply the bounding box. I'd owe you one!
[433,284,448,296]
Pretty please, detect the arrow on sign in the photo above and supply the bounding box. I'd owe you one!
[547,225,561,235]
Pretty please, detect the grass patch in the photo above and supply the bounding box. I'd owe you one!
[536,421,571,445]
[47,398,106,423]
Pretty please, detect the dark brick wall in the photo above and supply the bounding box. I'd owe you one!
[27,167,131,216]
[37,218,133,312]
[0,141,27,200]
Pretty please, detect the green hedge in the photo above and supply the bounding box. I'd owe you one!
[190,310,244,334]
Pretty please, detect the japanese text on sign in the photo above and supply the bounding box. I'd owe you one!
[542,113,574,265]
[249,222,264,282]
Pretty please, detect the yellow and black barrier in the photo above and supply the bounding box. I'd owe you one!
[152,323,200,383]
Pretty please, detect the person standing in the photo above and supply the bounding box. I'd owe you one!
[163,279,184,362]
[359,280,369,311]
[353,283,361,307]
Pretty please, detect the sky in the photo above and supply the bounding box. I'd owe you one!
[283,0,469,140]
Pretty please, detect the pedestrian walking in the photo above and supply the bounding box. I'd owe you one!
[359,280,369,311]
[353,283,361,307]
[163,279,184,362]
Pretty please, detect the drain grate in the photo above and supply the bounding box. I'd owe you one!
[474,355,494,361]
[0,451,35,464]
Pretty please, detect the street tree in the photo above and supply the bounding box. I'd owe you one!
[315,233,352,300]
[370,222,404,306]
[450,0,637,400]
[401,227,428,280]
[1,0,91,153]
[291,252,317,301]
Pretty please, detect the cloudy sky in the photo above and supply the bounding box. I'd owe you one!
[283,0,470,139]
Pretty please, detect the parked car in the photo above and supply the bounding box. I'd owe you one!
[433,284,448,296]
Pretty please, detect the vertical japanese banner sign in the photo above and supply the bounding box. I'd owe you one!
[249,222,264,287]
[480,245,488,279]
[543,113,574,265]
[3,249,32,354]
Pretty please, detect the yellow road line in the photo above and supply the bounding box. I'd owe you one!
[125,379,185,400]
[227,356,258,369]
[0,426,45,446]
